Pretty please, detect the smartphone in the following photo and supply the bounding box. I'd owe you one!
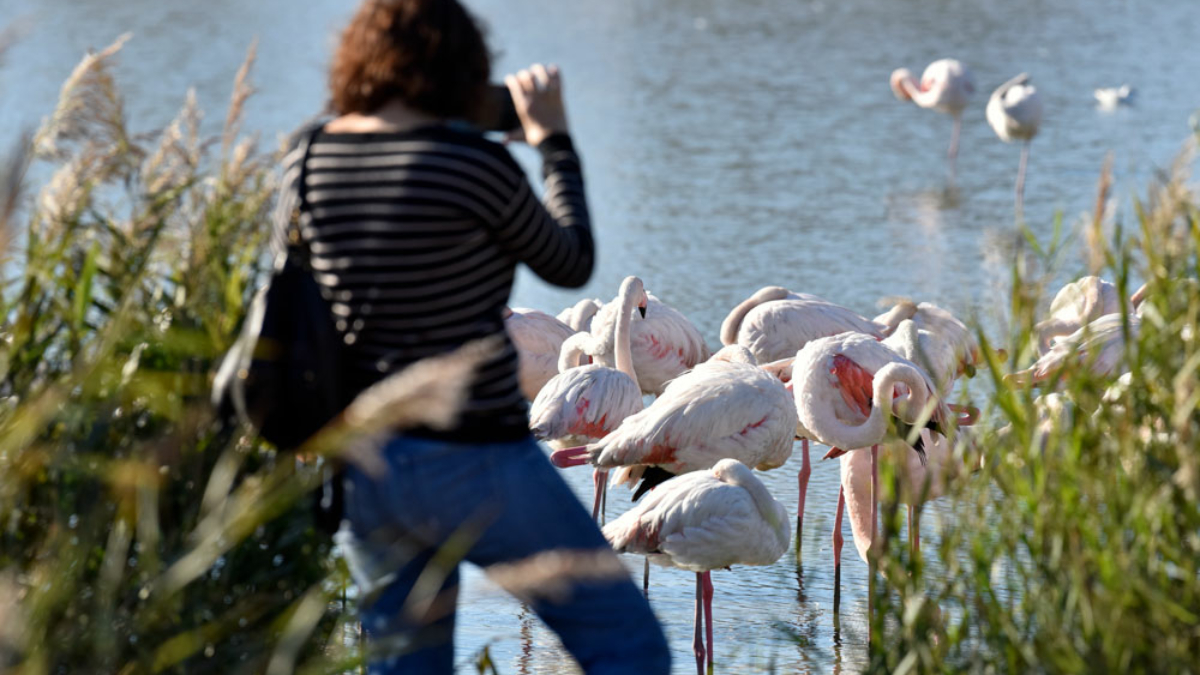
[477,84,521,132]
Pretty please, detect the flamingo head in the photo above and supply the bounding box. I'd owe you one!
[890,68,917,101]
[618,276,649,318]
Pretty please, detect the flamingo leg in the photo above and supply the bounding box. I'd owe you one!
[703,570,715,674]
[600,471,608,526]
[590,469,604,523]
[796,438,811,563]
[1016,141,1031,219]
[869,444,879,648]
[909,504,921,556]
[693,573,704,675]
[948,114,962,178]
[643,557,650,595]
[832,484,845,615]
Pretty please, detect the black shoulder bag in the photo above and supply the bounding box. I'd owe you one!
[212,125,348,529]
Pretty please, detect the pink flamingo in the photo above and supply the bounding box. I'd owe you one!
[986,73,1044,216]
[890,59,976,175]
[789,332,950,613]
[1034,276,1121,354]
[504,307,577,401]
[553,345,797,591]
[1007,313,1138,387]
[720,286,904,364]
[603,459,790,675]
[529,277,647,521]
[589,283,710,395]
[875,300,984,378]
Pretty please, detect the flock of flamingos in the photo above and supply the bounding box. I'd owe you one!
[498,60,1141,672]
[505,270,1143,671]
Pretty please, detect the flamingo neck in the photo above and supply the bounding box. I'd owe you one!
[876,300,918,334]
[613,286,640,388]
[557,333,591,372]
[719,286,790,346]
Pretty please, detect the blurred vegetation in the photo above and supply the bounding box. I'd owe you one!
[871,130,1200,673]
[0,36,361,674]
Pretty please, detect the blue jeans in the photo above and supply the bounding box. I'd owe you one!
[337,434,670,674]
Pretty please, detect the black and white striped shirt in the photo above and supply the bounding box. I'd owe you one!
[273,125,593,441]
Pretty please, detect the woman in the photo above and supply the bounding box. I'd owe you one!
[278,1,671,673]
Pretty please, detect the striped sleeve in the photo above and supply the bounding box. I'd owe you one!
[487,133,594,288]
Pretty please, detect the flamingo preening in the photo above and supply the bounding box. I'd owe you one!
[1035,276,1121,354]
[530,277,648,522]
[1007,313,1139,387]
[986,73,1044,218]
[603,459,790,675]
[890,59,976,176]
[789,332,950,613]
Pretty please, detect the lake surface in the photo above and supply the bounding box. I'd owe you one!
[3,0,1199,672]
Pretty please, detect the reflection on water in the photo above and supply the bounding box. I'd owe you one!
[3,0,1200,671]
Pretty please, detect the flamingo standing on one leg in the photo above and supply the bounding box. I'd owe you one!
[530,278,648,522]
[890,59,976,177]
[504,307,578,401]
[987,73,1044,218]
[589,283,710,395]
[603,459,791,675]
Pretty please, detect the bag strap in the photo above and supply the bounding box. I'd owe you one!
[285,124,326,265]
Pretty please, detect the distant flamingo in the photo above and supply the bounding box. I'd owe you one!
[530,278,647,521]
[720,287,896,364]
[603,459,791,675]
[556,297,604,333]
[504,307,577,401]
[890,59,976,174]
[589,283,710,395]
[987,73,1044,217]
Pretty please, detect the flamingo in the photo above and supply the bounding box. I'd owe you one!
[588,284,710,395]
[882,319,961,397]
[504,307,577,401]
[986,73,1044,217]
[556,297,604,333]
[603,459,790,675]
[833,428,970,584]
[1035,276,1121,354]
[720,289,893,364]
[1007,313,1138,387]
[530,278,647,521]
[890,59,976,174]
[551,345,796,494]
[790,331,950,613]
[875,300,984,377]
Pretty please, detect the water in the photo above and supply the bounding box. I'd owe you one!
[3,0,1199,671]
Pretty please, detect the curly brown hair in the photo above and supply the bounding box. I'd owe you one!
[328,0,490,118]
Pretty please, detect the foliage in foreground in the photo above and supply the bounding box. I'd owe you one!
[871,140,1200,673]
[0,37,360,674]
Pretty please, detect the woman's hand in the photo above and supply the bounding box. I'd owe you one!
[505,63,569,147]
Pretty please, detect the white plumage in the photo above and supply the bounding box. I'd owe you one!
[792,332,948,452]
[722,295,885,365]
[582,346,798,485]
[882,319,960,396]
[987,73,1043,144]
[1035,276,1121,354]
[876,300,981,376]
[890,58,976,169]
[604,458,790,571]
[505,307,578,401]
[1008,313,1138,386]
[556,297,604,333]
[589,288,710,395]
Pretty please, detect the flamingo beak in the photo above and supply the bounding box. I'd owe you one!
[638,304,647,318]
